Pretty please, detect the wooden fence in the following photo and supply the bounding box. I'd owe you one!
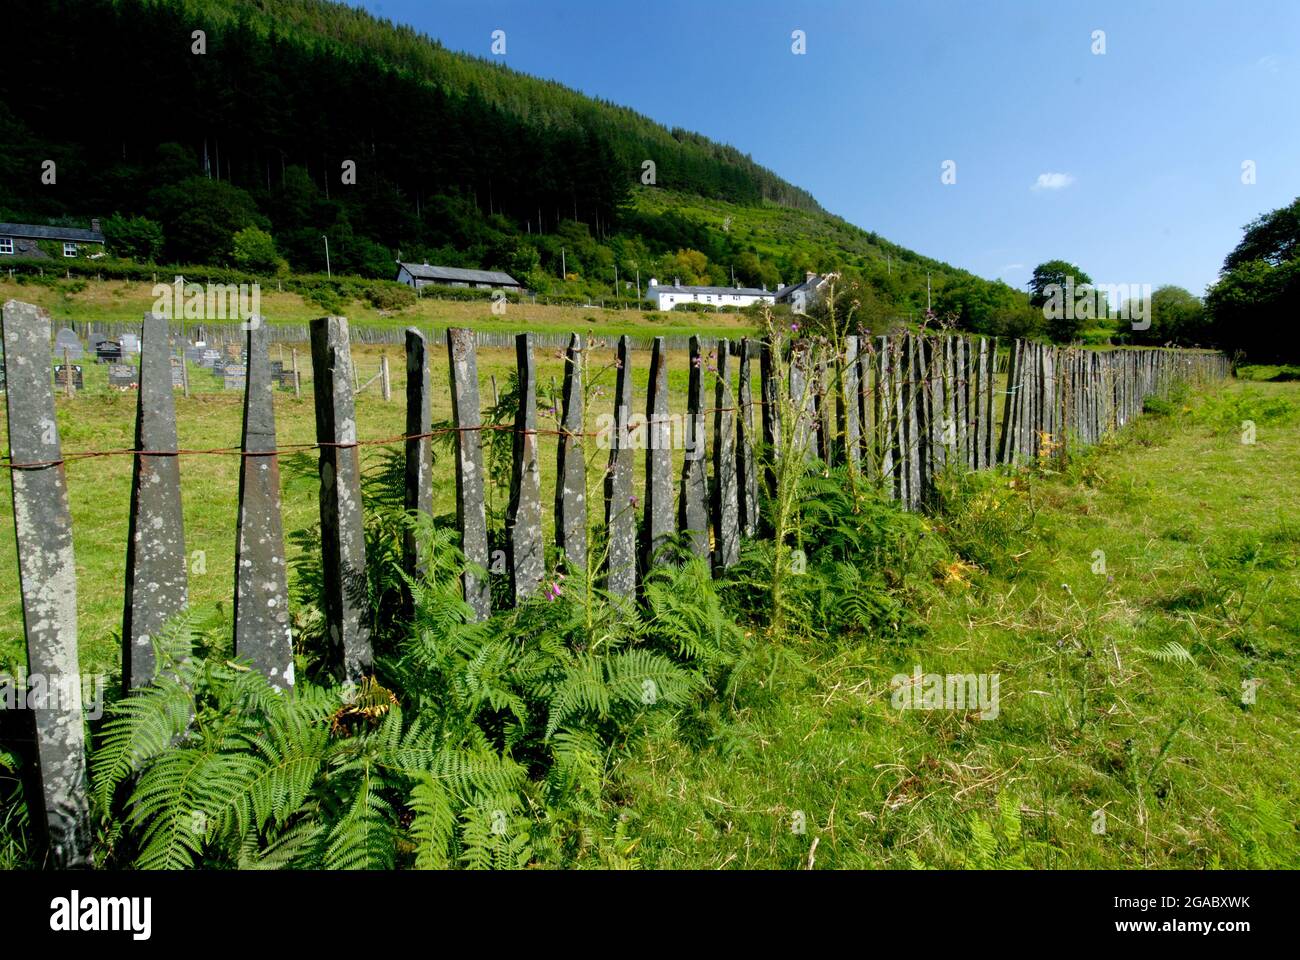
[0,298,1230,865]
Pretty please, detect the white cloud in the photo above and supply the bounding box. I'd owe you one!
[1257,54,1281,75]
[1031,172,1075,191]
[1001,263,1025,272]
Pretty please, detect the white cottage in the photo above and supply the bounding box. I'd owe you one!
[645,277,775,311]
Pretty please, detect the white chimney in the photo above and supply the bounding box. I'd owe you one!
[648,277,658,286]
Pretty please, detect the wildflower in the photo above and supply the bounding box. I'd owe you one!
[629,494,640,508]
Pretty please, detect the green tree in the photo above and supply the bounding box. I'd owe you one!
[148,177,265,265]
[103,214,164,262]
[231,226,287,275]
[1029,260,1093,343]
[1138,285,1206,346]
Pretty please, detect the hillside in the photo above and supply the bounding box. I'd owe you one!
[1,0,1031,329]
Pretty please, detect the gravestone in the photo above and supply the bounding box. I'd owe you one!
[95,339,122,363]
[120,332,140,355]
[185,346,204,365]
[170,357,185,388]
[52,364,83,391]
[200,348,220,368]
[223,364,247,390]
[108,363,137,389]
[54,328,83,360]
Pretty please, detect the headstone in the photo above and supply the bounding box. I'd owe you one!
[200,348,220,368]
[170,356,185,388]
[54,328,83,360]
[310,316,372,680]
[507,333,543,601]
[52,364,82,391]
[119,332,140,355]
[223,364,246,390]
[185,346,204,366]
[233,320,294,689]
[95,339,122,364]
[122,313,188,690]
[108,363,136,389]
[445,327,491,620]
[1,300,91,867]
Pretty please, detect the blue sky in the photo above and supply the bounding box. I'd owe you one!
[356,0,1299,295]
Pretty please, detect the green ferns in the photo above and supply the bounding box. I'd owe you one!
[90,528,746,869]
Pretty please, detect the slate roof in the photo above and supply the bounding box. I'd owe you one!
[649,284,772,297]
[0,222,105,243]
[397,262,520,286]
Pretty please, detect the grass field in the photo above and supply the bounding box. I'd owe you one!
[613,378,1300,868]
[2,319,1295,868]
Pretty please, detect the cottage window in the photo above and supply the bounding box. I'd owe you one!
[0,238,12,255]
[63,242,78,257]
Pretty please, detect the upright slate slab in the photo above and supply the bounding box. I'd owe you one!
[122,312,188,690]
[678,336,709,559]
[1,299,90,867]
[759,338,782,503]
[310,316,372,679]
[507,333,544,602]
[644,336,673,566]
[234,320,293,689]
[812,348,833,463]
[997,340,1020,465]
[875,337,897,496]
[403,329,433,587]
[712,339,740,570]
[604,336,637,599]
[843,336,861,472]
[901,336,923,508]
[736,339,760,538]
[554,333,588,573]
[788,342,812,457]
[446,328,491,620]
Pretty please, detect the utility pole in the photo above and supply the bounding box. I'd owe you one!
[927,273,931,313]
[322,235,332,278]
[614,264,619,298]
[561,247,566,279]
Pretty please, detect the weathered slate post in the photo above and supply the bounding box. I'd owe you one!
[679,335,710,558]
[403,329,432,588]
[712,339,740,570]
[843,336,861,472]
[445,327,492,620]
[812,348,833,462]
[736,338,760,537]
[122,311,187,690]
[507,333,544,602]
[759,337,782,503]
[604,335,637,599]
[858,338,876,476]
[310,316,373,678]
[902,335,924,508]
[997,339,1019,465]
[554,333,588,573]
[644,336,673,565]
[1,299,90,867]
[234,319,294,689]
[875,336,897,496]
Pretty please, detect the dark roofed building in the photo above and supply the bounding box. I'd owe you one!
[0,219,105,259]
[395,261,523,291]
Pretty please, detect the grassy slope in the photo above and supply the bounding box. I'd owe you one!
[615,379,1300,868]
